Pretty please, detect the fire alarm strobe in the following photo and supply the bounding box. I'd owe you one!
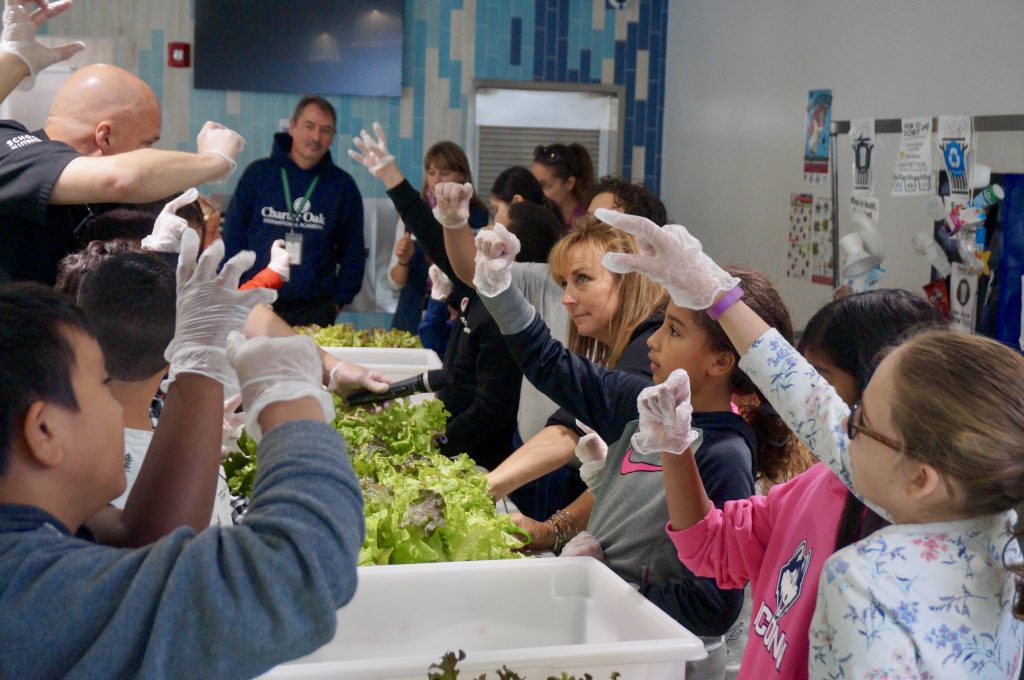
[168,42,191,68]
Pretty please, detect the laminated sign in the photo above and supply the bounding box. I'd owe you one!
[891,117,933,196]
[849,118,876,195]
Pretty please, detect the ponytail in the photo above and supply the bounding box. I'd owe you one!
[738,400,815,490]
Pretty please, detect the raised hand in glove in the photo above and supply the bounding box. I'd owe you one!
[432,181,474,229]
[631,368,699,456]
[428,264,453,302]
[347,121,398,179]
[141,187,199,253]
[267,239,291,281]
[576,432,608,490]
[1,0,85,90]
[164,229,277,387]
[197,121,244,183]
[473,224,520,297]
[225,332,334,442]
[596,208,740,310]
[559,531,604,560]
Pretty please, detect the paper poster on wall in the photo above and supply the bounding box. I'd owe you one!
[849,118,875,195]
[938,114,972,197]
[890,117,933,196]
[950,262,978,331]
[810,196,834,285]
[787,193,813,279]
[804,89,832,184]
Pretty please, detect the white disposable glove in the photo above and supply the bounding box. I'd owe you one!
[140,187,198,253]
[597,209,740,310]
[428,264,453,302]
[1,0,84,91]
[267,239,291,281]
[225,331,334,443]
[473,223,521,297]
[164,229,277,386]
[432,181,474,229]
[631,368,698,456]
[575,432,608,490]
[221,393,246,458]
[347,122,397,178]
[197,121,244,183]
[327,361,391,398]
[559,531,604,560]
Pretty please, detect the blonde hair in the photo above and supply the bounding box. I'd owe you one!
[888,329,1024,619]
[547,217,666,367]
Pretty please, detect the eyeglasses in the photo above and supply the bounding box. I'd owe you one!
[846,401,903,452]
[537,146,578,176]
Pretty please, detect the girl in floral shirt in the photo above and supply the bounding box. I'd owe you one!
[599,208,1024,680]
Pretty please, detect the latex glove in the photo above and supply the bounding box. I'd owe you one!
[597,208,740,310]
[559,531,604,560]
[428,264,453,301]
[225,331,334,442]
[576,432,608,490]
[140,187,198,253]
[1,0,84,90]
[221,393,246,458]
[327,361,391,398]
[632,368,699,456]
[508,512,554,550]
[473,223,520,297]
[432,181,474,229]
[197,121,244,183]
[267,239,291,281]
[164,229,277,386]
[347,121,397,178]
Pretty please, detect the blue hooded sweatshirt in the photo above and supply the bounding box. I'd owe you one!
[223,132,365,306]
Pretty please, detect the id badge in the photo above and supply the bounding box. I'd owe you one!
[284,231,303,266]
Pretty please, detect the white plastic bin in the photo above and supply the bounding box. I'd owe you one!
[322,347,442,403]
[260,558,705,679]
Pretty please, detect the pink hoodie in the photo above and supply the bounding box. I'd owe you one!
[666,463,848,679]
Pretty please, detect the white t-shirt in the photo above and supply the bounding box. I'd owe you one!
[112,428,235,526]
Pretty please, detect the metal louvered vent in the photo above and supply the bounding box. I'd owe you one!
[477,126,601,197]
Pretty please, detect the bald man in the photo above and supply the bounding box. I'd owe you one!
[1,3,243,283]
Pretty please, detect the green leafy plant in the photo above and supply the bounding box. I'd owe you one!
[296,322,422,348]
[428,651,621,680]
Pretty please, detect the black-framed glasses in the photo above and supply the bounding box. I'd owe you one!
[846,401,903,452]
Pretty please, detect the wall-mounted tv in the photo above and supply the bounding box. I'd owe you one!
[194,0,403,97]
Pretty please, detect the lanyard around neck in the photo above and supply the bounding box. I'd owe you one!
[280,168,320,228]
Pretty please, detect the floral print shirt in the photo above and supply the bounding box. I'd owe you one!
[741,329,1022,680]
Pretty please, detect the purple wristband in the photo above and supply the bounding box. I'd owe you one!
[706,286,744,320]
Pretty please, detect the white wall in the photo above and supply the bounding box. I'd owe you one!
[662,0,1024,327]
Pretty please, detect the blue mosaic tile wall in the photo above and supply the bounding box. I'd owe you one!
[171,0,667,198]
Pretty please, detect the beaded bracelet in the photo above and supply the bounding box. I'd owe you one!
[546,508,578,555]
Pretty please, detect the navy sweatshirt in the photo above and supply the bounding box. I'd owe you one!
[223,133,365,307]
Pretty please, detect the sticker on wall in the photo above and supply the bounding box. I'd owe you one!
[950,261,978,331]
[849,118,875,195]
[787,193,814,280]
[890,117,933,196]
[810,195,835,285]
[804,89,832,184]
[938,115,972,197]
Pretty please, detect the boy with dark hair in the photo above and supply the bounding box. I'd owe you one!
[0,232,364,678]
[586,175,669,225]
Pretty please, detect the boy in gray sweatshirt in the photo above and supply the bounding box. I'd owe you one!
[0,232,364,678]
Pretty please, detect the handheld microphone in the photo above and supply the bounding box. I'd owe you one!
[345,369,450,407]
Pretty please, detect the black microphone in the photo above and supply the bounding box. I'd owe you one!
[345,369,450,407]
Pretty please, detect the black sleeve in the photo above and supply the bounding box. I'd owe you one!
[0,125,80,222]
[544,325,657,432]
[501,313,653,444]
[440,319,521,463]
[385,179,472,301]
[643,435,754,636]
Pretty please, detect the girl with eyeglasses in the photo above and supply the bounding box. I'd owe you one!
[601,209,1024,680]
[531,143,596,228]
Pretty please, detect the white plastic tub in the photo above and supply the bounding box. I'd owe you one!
[322,347,443,403]
[260,558,705,680]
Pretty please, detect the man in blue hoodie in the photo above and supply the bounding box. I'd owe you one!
[224,95,365,326]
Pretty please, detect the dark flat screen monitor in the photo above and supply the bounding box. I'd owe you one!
[194,0,403,97]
